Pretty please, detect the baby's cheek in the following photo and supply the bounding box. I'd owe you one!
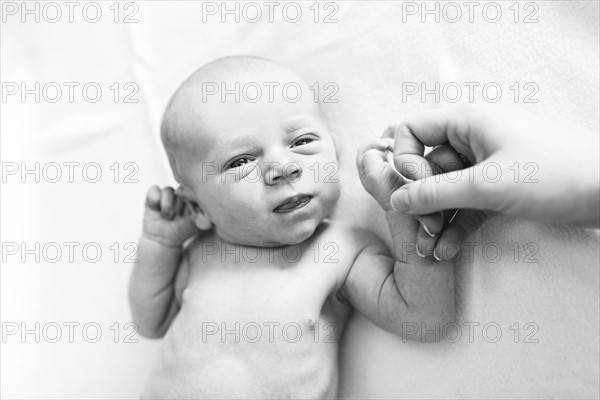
[221,196,262,226]
[321,180,341,217]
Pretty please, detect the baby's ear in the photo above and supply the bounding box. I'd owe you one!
[175,186,213,230]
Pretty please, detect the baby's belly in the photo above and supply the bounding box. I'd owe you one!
[142,289,342,399]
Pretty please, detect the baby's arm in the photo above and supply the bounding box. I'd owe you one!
[128,186,200,338]
[339,140,455,341]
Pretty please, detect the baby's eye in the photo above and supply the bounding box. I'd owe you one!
[293,137,314,147]
[229,157,253,169]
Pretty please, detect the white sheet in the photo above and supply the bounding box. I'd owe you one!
[2,1,598,398]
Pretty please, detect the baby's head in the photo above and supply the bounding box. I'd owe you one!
[161,56,341,246]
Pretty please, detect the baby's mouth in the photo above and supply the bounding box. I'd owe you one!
[273,195,313,213]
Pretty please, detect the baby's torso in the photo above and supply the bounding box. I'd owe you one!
[142,222,360,399]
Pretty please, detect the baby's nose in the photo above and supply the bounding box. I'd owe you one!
[263,160,302,185]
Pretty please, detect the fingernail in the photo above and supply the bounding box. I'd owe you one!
[448,247,459,260]
[390,188,410,212]
[433,250,441,261]
[422,223,436,237]
[416,246,426,258]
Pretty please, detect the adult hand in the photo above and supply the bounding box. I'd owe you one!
[387,104,599,259]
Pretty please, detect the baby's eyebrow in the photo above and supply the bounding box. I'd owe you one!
[221,136,256,149]
[211,137,259,162]
[280,116,319,133]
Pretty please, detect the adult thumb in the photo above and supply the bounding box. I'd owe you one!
[389,163,501,214]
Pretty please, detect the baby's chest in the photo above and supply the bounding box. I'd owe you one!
[180,248,349,330]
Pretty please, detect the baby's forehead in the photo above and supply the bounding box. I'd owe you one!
[163,57,329,164]
[172,61,321,125]
[178,105,326,148]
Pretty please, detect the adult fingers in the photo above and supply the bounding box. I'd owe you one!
[414,145,466,253]
[390,106,489,179]
[433,209,493,261]
[389,156,506,215]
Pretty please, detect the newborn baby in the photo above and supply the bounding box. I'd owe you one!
[129,56,455,399]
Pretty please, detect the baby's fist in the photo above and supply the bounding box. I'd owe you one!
[357,139,405,211]
[143,186,202,247]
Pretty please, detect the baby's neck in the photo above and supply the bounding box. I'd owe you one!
[210,219,331,249]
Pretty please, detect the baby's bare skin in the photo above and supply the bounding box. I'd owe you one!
[130,56,455,399]
[142,222,376,399]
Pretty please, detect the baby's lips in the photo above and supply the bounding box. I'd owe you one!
[272,194,313,213]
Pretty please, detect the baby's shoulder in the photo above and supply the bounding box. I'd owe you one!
[316,219,389,258]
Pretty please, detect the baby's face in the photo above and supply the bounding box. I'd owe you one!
[177,73,340,246]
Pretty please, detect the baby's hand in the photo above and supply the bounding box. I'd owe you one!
[142,186,202,247]
[356,138,405,211]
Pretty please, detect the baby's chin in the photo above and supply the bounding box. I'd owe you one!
[216,218,322,247]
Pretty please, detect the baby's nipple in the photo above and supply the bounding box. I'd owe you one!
[306,318,318,330]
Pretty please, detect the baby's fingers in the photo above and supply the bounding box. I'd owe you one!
[433,209,493,261]
[160,187,176,219]
[145,186,162,212]
[357,139,394,176]
[415,211,452,257]
[357,138,394,156]
[174,193,187,217]
[362,149,385,175]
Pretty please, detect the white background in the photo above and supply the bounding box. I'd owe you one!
[1,1,599,398]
